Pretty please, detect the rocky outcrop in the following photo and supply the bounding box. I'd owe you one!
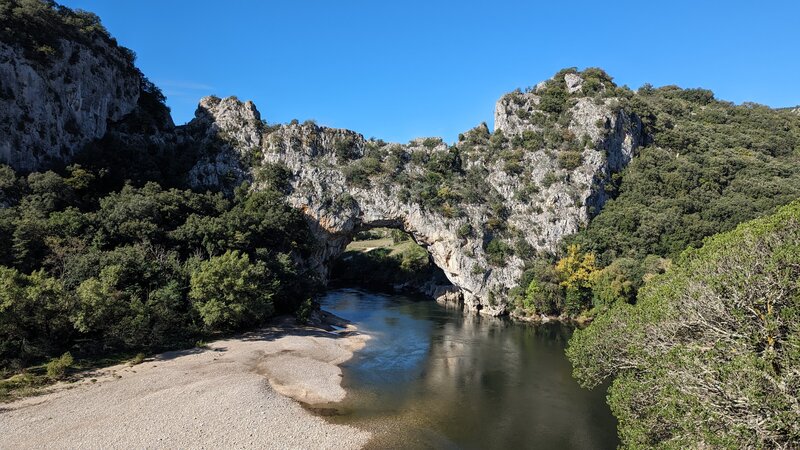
[184,70,643,316]
[183,96,265,191]
[0,38,141,171]
[0,37,641,317]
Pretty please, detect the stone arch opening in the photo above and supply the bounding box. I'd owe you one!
[326,222,462,307]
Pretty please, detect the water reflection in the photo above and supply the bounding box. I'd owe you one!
[320,289,618,450]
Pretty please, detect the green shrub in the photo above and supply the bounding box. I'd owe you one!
[46,352,73,380]
[538,82,568,115]
[519,130,544,151]
[296,299,314,325]
[333,135,359,162]
[456,223,473,239]
[521,262,563,315]
[485,238,513,267]
[568,200,800,448]
[189,251,275,332]
[343,156,382,188]
[421,137,442,149]
[541,171,560,188]
[558,150,583,170]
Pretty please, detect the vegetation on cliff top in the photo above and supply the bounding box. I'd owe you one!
[0,0,134,65]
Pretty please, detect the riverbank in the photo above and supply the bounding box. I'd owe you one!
[0,313,371,449]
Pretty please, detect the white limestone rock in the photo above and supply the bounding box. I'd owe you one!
[0,39,140,171]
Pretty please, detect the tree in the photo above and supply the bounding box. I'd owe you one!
[0,267,73,368]
[189,251,276,332]
[555,245,598,315]
[73,265,127,335]
[590,257,638,310]
[567,200,800,448]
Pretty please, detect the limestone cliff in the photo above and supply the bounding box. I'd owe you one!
[185,70,642,315]
[0,21,641,316]
[0,36,141,171]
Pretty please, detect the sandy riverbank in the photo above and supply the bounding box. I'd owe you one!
[0,313,371,449]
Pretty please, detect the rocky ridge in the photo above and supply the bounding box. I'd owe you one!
[184,70,642,315]
[0,31,642,316]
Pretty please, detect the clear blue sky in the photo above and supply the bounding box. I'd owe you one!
[61,0,800,143]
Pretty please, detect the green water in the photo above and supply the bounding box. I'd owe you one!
[318,289,619,449]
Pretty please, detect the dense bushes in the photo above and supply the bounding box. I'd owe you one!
[567,200,800,448]
[0,163,319,371]
[189,251,276,332]
[484,238,513,267]
[569,85,800,266]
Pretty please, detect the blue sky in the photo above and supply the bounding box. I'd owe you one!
[61,1,800,143]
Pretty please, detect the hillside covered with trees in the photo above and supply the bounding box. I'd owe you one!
[0,161,320,394]
[567,200,800,448]
[513,75,800,320]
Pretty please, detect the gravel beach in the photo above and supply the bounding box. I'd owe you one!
[0,315,371,449]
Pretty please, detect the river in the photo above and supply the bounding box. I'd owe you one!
[317,288,618,449]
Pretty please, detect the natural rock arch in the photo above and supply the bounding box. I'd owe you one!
[0,57,642,316]
[182,70,642,315]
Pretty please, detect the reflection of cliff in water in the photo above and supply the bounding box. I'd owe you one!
[319,289,617,450]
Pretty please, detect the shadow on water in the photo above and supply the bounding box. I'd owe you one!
[316,288,619,450]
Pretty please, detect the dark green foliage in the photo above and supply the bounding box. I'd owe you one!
[484,238,513,267]
[541,171,559,188]
[579,67,615,97]
[0,268,74,370]
[589,257,639,309]
[0,163,319,371]
[295,298,314,324]
[189,251,275,332]
[421,137,442,149]
[333,135,359,163]
[343,156,382,188]
[538,81,569,115]
[519,130,544,151]
[425,147,463,175]
[456,223,473,239]
[565,83,800,285]
[568,201,800,448]
[517,259,562,315]
[254,162,293,194]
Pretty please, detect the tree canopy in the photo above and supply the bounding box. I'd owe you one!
[567,200,800,448]
[0,163,319,372]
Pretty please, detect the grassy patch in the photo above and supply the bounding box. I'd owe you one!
[345,237,394,251]
[0,352,139,403]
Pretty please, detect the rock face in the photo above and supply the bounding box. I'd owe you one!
[185,70,643,316]
[0,42,641,317]
[0,39,141,171]
[184,96,265,191]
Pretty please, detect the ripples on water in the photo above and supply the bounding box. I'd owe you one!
[317,289,618,450]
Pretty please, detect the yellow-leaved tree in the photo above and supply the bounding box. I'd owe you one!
[555,244,598,315]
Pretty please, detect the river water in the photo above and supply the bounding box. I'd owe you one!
[317,289,618,449]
